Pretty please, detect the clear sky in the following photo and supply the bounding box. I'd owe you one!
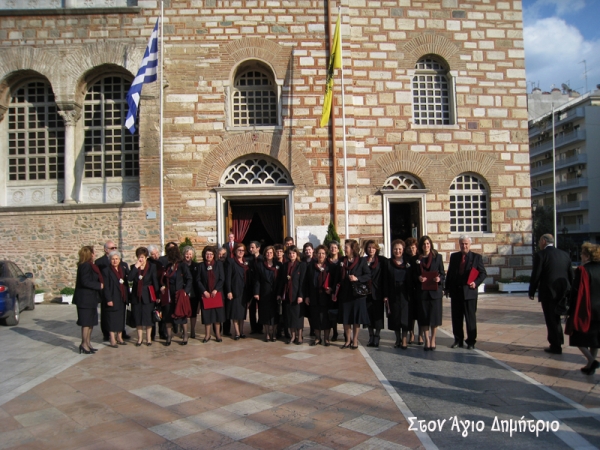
[522,0,600,94]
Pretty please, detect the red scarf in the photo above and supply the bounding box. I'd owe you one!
[265,260,279,280]
[110,264,127,302]
[90,262,104,284]
[367,255,379,270]
[136,264,149,299]
[163,263,178,303]
[573,265,592,333]
[392,258,407,269]
[419,252,433,275]
[314,262,328,291]
[341,256,359,280]
[285,260,298,301]
[234,258,249,283]
[206,260,216,292]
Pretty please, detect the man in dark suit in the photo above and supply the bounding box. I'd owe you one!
[225,233,238,259]
[95,240,131,341]
[445,235,487,350]
[529,234,574,354]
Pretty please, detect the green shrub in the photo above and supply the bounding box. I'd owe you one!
[60,287,75,295]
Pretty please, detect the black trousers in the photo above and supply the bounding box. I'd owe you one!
[451,295,477,345]
[248,297,259,332]
[541,298,564,349]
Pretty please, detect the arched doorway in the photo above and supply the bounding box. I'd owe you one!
[215,156,294,247]
[381,173,428,257]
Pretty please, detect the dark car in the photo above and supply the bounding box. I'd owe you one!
[0,260,35,326]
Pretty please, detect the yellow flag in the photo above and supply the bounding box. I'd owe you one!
[320,12,342,128]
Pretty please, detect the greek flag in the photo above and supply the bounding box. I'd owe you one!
[125,18,159,134]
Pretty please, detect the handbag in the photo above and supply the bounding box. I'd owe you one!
[351,281,371,298]
[152,304,162,323]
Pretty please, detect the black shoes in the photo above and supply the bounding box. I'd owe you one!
[451,341,464,348]
[467,344,475,350]
[373,336,380,348]
[79,345,92,354]
[544,347,562,355]
[581,360,599,375]
[367,335,374,347]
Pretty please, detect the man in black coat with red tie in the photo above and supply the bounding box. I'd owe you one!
[445,235,487,350]
[528,234,574,355]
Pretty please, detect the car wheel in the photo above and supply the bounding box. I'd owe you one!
[4,298,20,326]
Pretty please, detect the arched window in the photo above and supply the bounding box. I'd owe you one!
[8,81,64,182]
[83,76,139,179]
[382,173,424,190]
[412,56,452,125]
[449,174,489,233]
[220,157,291,186]
[231,64,278,127]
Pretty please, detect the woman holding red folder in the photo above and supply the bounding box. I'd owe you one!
[413,235,445,351]
[254,246,281,342]
[197,246,225,343]
[305,245,333,346]
[129,247,159,346]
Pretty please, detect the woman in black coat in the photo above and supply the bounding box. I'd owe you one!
[413,235,446,351]
[226,243,252,339]
[160,246,193,346]
[305,245,332,346]
[277,246,307,344]
[568,242,600,375]
[404,237,422,345]
[384,239,413,349]
[197,246,226,343]
[363,240,386,348]
[254,246,281,342]
[129,247,159,346]
[101,251,130,348]
[336,240,371,349]
[73,246,103,354]
[182,246,201,339]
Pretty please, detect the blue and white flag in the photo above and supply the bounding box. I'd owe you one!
[125,18,160,134]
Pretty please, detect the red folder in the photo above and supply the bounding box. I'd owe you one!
[467,268,480,285]
[323,273,330,290]
[422,271,439,291]
[203,292,224,310]
[148,285,157,302]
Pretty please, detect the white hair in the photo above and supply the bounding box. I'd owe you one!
[147,244,159,253]
[459,235,472,243]
[108,250,121,260]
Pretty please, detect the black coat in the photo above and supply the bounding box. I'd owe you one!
[102,265,130,310]
[305,261,332,308]
[128,263,159,305]
[445,251,487,301]
[337,257,371,302]
[197,261,225,294]
[73,262,103,308]
[277,260,307,303]
[366,255,387,302]
[529,245,574,303]
[568,261,600,322]
[254,260,281,299]
[162,262,193,295]
[226,259,252,299]
[412,253,445,299]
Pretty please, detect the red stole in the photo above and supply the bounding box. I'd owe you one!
[573,265,592,333]
[206,260,216,292]
[285,260,298,301]
[90,262,104,284]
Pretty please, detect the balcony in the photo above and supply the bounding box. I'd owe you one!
[529,107,586,138]
[532,177,588,197]
[530,153,587,177]
[557,201,589,212]
[529,129,586,158]
[561,223,590,233]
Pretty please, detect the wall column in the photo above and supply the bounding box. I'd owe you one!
[57,104,81,204]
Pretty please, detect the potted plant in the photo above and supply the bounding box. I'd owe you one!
[59,287,76,304]
[34,289,45,303]
[497,275,531,293]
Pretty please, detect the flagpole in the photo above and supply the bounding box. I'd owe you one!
[338,6,350,240]
[159,0,165,254]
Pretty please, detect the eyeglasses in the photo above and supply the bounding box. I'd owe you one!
[108,247,117,250]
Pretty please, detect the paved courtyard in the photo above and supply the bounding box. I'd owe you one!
[0,294,598,449]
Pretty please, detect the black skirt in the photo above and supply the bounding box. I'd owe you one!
[161,303,176,325]
[417,292,442,327]
[309,304,330,330]
[387,289,411,331]
[569,321,600,348]
[104,301,125,332]
[200,298,226,325]
[339,297,370,325]
[283,301,304,329]
[76,306,98,327]
[258,294,279,326]
[132,301,154,327]
[227,295,247,321]
[365,295,384,329]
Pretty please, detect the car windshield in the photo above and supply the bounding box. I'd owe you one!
[9,262,25,278]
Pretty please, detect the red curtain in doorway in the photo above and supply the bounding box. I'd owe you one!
[232,206,254,242]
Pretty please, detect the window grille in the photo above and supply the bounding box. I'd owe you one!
[83,76,139,178]
[412,57,451,125]
[8,82,64,181]
[220,157,291,186]
[450,174,489,233]
[232,69,277,127]
[382,173,424,190]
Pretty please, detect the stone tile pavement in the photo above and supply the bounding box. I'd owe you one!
[0,294,598,449]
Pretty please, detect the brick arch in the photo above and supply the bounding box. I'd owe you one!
[65,42,141,105]
[373,149,434,188]
[400,33,465,70]
[440,151,501,193]
[0,48,62,113]
[198,132,314,189]
[224,38,292,81]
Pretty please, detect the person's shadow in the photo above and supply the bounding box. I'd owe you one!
[10,318,83,353]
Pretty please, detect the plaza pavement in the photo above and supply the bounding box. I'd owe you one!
[0,294,597,449]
